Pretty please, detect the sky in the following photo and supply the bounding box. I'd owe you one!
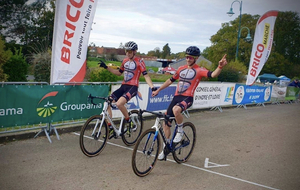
[89,0,300,54]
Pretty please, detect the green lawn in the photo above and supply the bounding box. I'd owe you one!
[87,60,169,82]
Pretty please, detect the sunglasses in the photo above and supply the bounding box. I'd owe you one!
[186,55,197,60]
[125,50,133,54]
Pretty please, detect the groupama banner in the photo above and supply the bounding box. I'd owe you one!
[246,10,278,85]
[50,0,98,84]
[0,85,109,128]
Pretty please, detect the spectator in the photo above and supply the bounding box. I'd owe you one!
[288,79,300,88]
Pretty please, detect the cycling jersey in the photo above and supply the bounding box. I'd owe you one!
[119,57,148,86]
[171,64,210,97]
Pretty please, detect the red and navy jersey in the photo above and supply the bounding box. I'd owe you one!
[172,64,209,97]
[119,57,147,86]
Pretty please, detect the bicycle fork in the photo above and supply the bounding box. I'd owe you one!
[143,130,159,157]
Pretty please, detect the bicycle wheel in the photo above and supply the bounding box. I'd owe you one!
[173,122,196,163]
[122,110,143,146]
[79,115,108,157]
[132,129,160,177]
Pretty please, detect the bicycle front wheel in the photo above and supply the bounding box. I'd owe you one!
[132,129,160,177]
[79,115,108,157]
[173,122,196,163]
[122,110,143,146]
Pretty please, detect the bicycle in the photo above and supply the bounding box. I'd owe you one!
[131,109,196,177]
[79,94,143,157]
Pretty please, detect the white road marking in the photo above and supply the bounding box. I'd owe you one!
[204,158,230,168]
[73,132,280,190]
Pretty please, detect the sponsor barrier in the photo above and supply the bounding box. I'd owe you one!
[0,82,296,140]
[271,86,287,104]
[285,86,300,103]
[232,84,272,109]
[1,84,109,128]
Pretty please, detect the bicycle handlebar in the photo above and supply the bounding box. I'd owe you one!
[139,109,173,122]
[87,94,108,105]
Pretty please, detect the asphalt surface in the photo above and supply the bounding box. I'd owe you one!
[0,103,299,190]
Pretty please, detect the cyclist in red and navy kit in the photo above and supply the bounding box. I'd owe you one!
[100,41,157,128]
[152,46,227,160]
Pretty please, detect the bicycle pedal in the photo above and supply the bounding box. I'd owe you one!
[108,132,116,139]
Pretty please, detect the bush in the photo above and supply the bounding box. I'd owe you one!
[31,49,51,83]
[3,48,28,82]
[88,67,119,82]
[217,66,241,82]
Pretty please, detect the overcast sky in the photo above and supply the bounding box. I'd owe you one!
[88,0,300,54]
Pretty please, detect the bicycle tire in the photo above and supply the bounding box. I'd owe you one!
[172,122,196,163]
[122,110,143,146]
[132,129,160,177]
[79,115,108,157]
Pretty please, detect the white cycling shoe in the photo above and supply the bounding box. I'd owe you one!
[173,131,184,143]
[158,151,165,160]
[158,143,166,160]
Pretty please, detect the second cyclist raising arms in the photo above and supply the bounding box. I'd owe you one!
[152,46,227,160]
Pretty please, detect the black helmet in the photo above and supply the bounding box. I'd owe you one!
[124,41,138,51]
[186,46,201,56]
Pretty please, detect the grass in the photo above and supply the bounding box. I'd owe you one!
[87,60,169,82]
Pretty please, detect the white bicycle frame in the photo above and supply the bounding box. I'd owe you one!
[93,100,139,138]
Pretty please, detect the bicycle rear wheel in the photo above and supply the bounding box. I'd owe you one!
[79,115,108,157]
[132,129,160,177]
[122,110,143,146]
[173,122,196,163]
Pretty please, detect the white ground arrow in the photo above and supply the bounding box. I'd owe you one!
[204,158,230,168]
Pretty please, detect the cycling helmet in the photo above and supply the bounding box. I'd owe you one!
[186,46,201,56]
[124,41,138,51]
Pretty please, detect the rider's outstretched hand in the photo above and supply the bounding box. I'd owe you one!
[218,54,227,68]
[99,60,108,69]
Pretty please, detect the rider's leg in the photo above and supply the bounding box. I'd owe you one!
[115,96,129,119]
[173,105,183,124]
[173,105,184,143]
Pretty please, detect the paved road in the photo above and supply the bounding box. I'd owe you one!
[0,103,299,190]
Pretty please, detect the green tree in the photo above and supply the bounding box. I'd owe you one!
[274,11,300,65]
[31,49,51,83]
[162,43,171,59]
[203,14,258,65]
[3,48,28,82]
[0,0,55,47]
[203,11,300,80]
[0,37,11,81]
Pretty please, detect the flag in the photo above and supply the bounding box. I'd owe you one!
[50,0,98,84]
[246,10,278,86]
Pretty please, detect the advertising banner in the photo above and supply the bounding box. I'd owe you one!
[285,87,300,101]
[110,84,176,118]
[219,83,236,106]
[50,0,98,84]
[0,85,109,128]
[246,10,278,85]
[271,86,287,102]
[232,84,272,105]
[191,82,223,109]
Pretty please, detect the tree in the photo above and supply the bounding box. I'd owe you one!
[203,11,300,80]
[0,0,55,45]
[30,48,51,83]
[3,48,28,82]
[0,37,11,81]
[162,44,171,59]
[203,14,258,65]
[274,11,300,65]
